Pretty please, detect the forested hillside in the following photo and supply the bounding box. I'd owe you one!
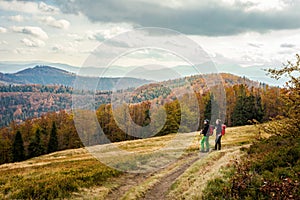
[0,85,110,127]
[0,73,277,128]
[0,72,284,165]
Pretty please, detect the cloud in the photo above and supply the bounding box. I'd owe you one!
[86,31,104,41]
[86,26,131,41]
[280,43,295,48]
[0,27,7,33]
[9,15,24,22]
[230,0,288,12]
[40,16,70,30]
[14,48,37,55]
[53,0,300,36]
[278,50,295,55]
[0,40,8,45]
[21,38,45,47]
[51,43,78,53]
[248,43,263,48]
[0,0,39,13]
[68,33,84,41]
[0,1,59,14]
[52,44,64,52]
[11,26,48,40]
[38,2,59,13]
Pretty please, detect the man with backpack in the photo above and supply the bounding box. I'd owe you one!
[214,119,225,150]
[200,119,210,152]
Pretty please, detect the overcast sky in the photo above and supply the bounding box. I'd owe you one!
[0,0,300,73]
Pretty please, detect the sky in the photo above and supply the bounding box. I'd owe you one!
[0,0,300,80]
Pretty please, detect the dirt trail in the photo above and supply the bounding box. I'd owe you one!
[74,144,246,200]
[142,154,201,200]
[104,152,211,200]
[142,145,247,200]
[166,146,247,199]
[105,152,200,200]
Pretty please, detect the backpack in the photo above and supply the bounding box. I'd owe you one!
[221,124,226,136]
[208,125,215,136]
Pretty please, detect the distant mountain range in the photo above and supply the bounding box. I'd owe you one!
[0,65,151,90]
[0,61,286,86]
[0,61,78,74]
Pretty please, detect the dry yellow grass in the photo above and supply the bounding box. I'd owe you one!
[117,125,258,199]
[0,125,258,199]
[117,134,177,152]
[166,146,248,199]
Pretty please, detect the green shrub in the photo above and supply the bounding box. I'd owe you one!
[202,178,230,200]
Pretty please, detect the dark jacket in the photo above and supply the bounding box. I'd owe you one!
[216,123,222,135]
[202,124,209,136]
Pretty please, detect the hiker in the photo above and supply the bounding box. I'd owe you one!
[214,119,222,150]
[200,119,210,152]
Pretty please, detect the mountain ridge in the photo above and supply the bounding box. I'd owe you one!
[14,65,74,76]
[0,65,152,90]
[0,61,285,86]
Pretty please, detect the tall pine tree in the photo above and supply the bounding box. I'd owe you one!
[204,94,219,124]
[47,122,58,153]
[12,130,25,162]
[28,128,45,158]
[254,95,264,122]
[232,92,264,126]
[232,95,247,126]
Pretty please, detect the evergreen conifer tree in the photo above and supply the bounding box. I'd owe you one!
[28,128,44,158]
[232,93,264,126]
[12,130,25,162]
[47,122,58,153]
[204,94,219,123]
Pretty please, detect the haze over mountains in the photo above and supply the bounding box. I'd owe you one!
[0,66,151,90]
[0,61,285,86]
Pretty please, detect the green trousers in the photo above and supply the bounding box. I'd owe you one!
[200,136,209,152]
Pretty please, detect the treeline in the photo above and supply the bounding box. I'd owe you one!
[0,85,112,127]
[225,84,283,126]
[0,84,72,93]
[129,83,172,103]
[0,111,82,164]
[0,82,283,164]
[0,92,72,127]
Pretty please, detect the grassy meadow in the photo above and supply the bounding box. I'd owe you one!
[0,125,259,199]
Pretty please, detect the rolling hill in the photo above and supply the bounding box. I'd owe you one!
[0,125,257,199]
[0,65,151,90]
[0,68,262,128]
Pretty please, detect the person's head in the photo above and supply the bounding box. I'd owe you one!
[216,119,221,125]
[204,119,209,124]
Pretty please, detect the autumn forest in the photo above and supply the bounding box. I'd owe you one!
[0,73,283,164]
